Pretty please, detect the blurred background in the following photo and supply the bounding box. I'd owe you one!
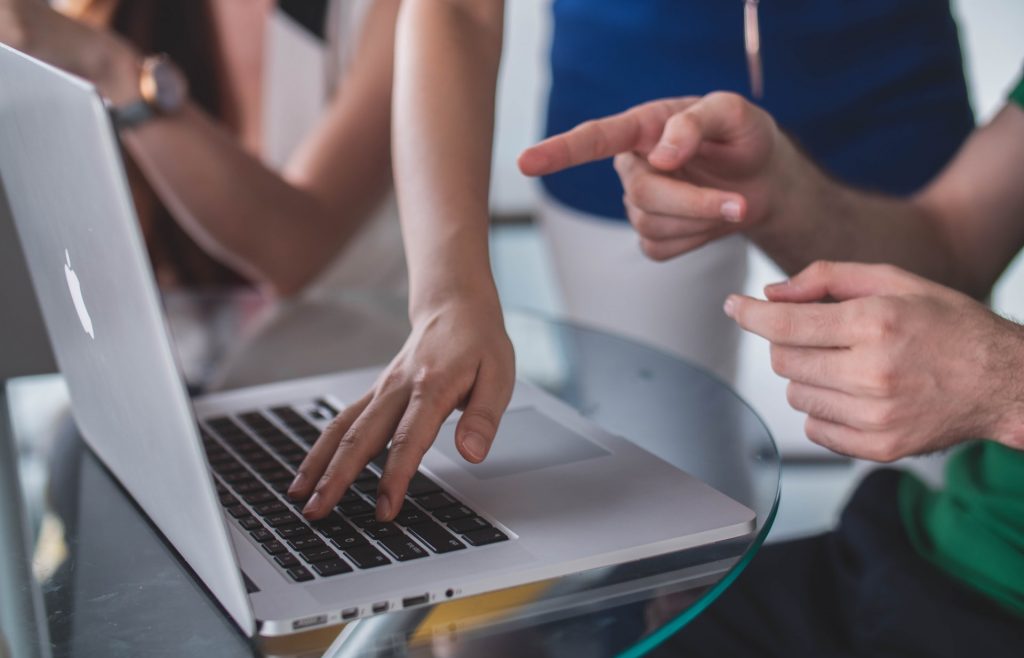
[488,0,1024,459]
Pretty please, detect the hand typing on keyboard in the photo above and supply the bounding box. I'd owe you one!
[287,299,516,522]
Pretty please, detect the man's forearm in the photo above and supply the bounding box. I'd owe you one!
[748,138,969,293]
[392,0,504,317]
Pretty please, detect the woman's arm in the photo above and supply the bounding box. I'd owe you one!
[2,0,400,295]
[289,0,516,522]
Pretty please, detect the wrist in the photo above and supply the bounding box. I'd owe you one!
[987,318,1024,452]
[408,276,502,326]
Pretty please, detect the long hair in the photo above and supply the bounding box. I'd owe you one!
[67,0,246,288]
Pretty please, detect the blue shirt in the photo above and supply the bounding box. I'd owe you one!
[543,0,974,220]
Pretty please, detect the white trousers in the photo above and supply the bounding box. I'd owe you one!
[537,195,748,384]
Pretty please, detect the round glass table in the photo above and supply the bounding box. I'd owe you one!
[0,291,779,658]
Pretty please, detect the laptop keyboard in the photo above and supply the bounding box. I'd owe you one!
[200,399,508,583]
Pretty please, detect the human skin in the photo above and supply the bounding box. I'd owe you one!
[288,0,516,522]
[520,92,1024,458]
[0,0,400,295]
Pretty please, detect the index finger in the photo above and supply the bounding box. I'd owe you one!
[724,295,863,347]
[518,98,696,176]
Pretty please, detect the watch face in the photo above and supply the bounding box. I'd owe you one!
[140,56,187,114]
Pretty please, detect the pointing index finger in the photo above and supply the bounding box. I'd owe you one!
[518,98,697,176]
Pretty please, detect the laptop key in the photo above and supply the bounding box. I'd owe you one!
[446,517,491,534]
[274,554,299,568]
[232,481,265,495]
[276,524,314,541]
[379,535,428,561]
[299,547,336,564]
[395,507,431,527]
[330,534,369,551]
[406,473,442,497]
[252,501,287,516]
[363,522,402,540]
[407,522,465,554]
[416,492,458,511]
[261,540,288,556]
[288,536,326,552]
[344,544,390,569]
[250,528,273,543]
[354,478,378,494]
[339,500,374,517]
[462,527,509,546]
[226,505,249,518]
[286,566,313,582]
[265,512,301,528]
[312,559,353,577]
[243,491,277,505]
[238,516,262,531]
[432,505,474,523]
[349,515,378,529]
[219,493,239,507]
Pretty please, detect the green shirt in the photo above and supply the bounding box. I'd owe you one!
[898,73,1024,618]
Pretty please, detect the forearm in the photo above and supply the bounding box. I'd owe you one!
[392,0,504,318]
[748,139,969,293]
[120,1,398,296]
[122,105,381,295]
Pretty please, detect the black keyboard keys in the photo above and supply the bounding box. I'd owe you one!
[274,553,299,568]
[312,560,353,577]
[446,517,491,534]
[299,547,336,564]
[407,522,465,554]
[406,473,442,497]
[343,545,389,569]
[378,535,427,562]
[287,566,313,582]
[330,534,369,551]
[463,527,509,546]
[395,506,431,527]
[261,540,288,556]
[433,505,474,523]
[416,492,458,511]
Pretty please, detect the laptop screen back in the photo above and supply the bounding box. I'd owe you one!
[0,45,253,635]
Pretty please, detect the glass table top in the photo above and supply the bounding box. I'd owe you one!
[1,291,780,658]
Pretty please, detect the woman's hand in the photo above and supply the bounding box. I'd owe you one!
[519,92,796,261]
[0,0,140,103]
[289,296,515,521]
[725,261,1024,461]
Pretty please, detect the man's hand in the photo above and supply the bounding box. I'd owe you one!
[724,261,1024,461]
[288,298,515,521]
[518,93,793,261]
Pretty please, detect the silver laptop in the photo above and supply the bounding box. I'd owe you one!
[0,45,754,638]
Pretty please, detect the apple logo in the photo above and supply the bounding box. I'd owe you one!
[64,249,94,340]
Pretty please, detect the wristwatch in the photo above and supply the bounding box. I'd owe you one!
[110,54,188,130]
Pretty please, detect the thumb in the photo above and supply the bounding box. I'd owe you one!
[454,363,513,464]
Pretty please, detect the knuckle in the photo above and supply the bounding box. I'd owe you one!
[639,239,671,262]
[461,406,500,432]
[628,176,654,208]
[770,346,790,377]
[807,260,834,280]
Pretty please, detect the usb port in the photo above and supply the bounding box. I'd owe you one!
[371,601,389,614]
[402,594,429,608]
[341,607,359,621]
[292,614,327,630]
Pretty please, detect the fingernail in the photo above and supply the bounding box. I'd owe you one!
[287,472,307,498]
[302,492,321,516]
[723,296,738,318]
[376,494,392,521]
[721,200,743,223]
[764,280,789,293]
[462,432,487,462]
[650,142,680,163]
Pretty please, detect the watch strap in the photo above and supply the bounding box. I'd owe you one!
[110,99,156,131]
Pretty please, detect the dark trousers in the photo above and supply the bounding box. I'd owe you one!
[656,470,1024,657]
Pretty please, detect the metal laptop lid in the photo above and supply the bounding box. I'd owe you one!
[0,45,254,635]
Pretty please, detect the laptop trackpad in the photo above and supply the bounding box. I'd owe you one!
[434,407,610,480]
